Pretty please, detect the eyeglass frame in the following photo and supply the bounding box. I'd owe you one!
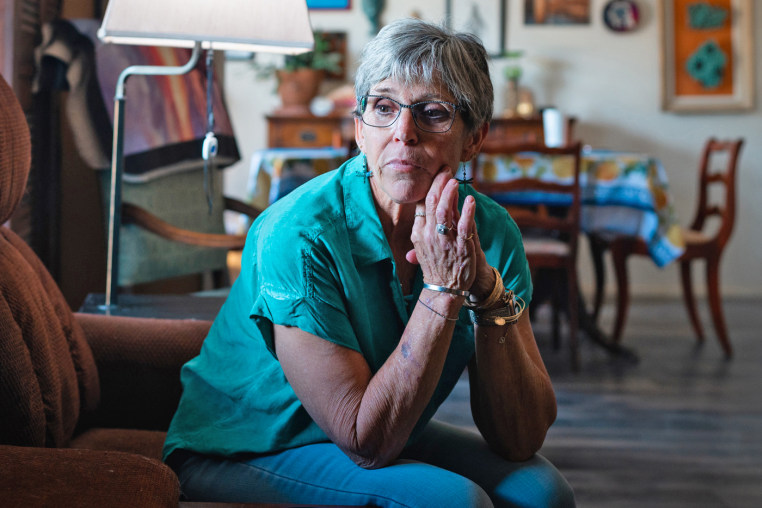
[356,94,462,133]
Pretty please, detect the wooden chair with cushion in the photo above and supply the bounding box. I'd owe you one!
[588,138,744,356]
[474,142,583,370]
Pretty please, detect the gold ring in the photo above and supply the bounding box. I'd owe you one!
[460,233,474,241]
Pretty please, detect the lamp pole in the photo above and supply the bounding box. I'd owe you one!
[102,43,202,309]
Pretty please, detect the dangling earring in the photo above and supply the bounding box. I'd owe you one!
[455,161,473,185]
[362,154,373,182]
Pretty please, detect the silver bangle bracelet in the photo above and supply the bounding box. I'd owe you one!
[422,283,470,298]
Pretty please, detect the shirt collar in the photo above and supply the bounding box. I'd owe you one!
[342,155,393,267]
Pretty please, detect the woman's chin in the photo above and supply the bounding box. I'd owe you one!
[372,179,428,207]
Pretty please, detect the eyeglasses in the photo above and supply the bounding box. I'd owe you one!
[358,95,460,133]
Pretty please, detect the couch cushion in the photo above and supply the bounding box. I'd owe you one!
[0,227,100,447]
[69,428,168,461]
[0,444,179,508]
[0,74,31,224]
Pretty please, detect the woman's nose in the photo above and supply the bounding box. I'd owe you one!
[392,108,419,144]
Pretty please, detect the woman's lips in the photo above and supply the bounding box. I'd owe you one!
[385,158,424,172]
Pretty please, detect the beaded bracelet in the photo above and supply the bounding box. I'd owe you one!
[468,292,526,326]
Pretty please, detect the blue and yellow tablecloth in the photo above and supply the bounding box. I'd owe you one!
[477,149,685,267]
[247,147,349,210]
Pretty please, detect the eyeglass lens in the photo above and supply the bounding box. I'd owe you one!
[360,95,457,133]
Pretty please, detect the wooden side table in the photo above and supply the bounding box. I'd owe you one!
[266,114,354,148]
[484,116,545,148]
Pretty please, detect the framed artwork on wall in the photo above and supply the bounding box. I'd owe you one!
[524,0,591,25]
[307,0,351,9]
[660,0,754,113]
[446,0,508,56]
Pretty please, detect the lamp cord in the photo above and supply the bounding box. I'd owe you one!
[203,48,217,215]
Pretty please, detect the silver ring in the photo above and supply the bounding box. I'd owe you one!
[415,212,426,217]
[436,223,451,235]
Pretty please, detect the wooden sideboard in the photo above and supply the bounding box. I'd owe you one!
[266,114,355,148]
[266,113,573,149]
[483,116,545,148]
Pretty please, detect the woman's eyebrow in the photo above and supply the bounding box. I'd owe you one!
[369,89,451,103]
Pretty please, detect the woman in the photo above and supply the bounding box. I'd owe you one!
[164,18,575,507]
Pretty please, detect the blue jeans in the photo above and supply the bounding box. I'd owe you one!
[168,420,575,507]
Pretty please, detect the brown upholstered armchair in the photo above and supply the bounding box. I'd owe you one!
[1,72,211,507]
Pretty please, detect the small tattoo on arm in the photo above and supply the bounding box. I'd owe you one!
[401,341,412,359]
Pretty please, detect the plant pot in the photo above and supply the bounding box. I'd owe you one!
[276,68,325,115]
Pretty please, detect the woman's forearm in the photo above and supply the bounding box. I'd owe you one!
[347,292,464,467]
[469,312,557,461]
[275,292,464,469]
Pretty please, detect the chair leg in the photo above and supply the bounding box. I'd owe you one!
[567,265,580,372]
[552,282,561,351]
[610,240,632,345]
[679,259,705,344]
[588,234,607,324]
[705,257,732,357]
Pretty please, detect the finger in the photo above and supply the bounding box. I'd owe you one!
[426,170,451,220]
[405,248,419,265]
[435,179,459,228]
[457,195,476,244]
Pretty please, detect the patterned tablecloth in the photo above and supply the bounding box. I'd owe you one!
[247,147,349,210]
[477,149,685,267]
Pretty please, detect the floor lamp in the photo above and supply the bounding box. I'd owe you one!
[97,0,314,308]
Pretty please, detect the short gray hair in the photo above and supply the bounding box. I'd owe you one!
[354,18,493,133]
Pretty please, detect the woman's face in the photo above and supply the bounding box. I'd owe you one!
[355,78,486,209]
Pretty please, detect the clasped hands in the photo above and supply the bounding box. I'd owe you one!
[405,168,495,302]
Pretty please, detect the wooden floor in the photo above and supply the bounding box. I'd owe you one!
[434,296,762,507]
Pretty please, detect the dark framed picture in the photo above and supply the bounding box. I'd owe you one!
[524,0,591,25]
[446,0,508,56]
[307,0,351,9]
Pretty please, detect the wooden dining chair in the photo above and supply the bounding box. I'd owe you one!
[474,142,583,370]
[588,138,744,356]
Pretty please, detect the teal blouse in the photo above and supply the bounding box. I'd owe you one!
[163,155,532,460]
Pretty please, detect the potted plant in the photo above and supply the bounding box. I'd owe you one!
[257,31,342,115]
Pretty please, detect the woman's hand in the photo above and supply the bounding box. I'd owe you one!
[406,169,477,292]
[406,169,496,300]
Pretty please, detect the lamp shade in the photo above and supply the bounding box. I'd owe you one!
[98,0,314,54]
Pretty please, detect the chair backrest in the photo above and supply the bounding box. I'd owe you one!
[690,138,744,249]
[473,142,583,252]
[1,74,101,448]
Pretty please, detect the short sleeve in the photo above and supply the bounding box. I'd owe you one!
[249,217,360,357]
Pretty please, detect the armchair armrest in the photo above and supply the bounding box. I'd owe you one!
[224,196,263,220]
[123,202,248,249]
[0,444,179,508]
[75,313,210,431]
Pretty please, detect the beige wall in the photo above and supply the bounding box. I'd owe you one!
[223,0,762,298]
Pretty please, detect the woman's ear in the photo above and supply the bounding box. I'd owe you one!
[461,122,490,162]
